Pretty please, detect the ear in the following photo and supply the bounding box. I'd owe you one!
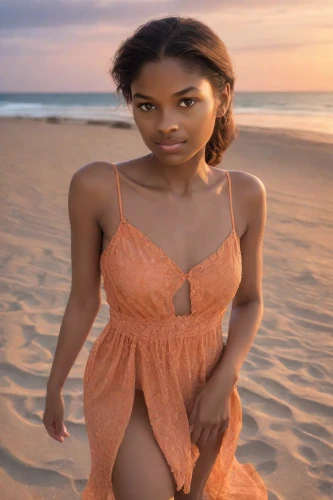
[215,82,231,118]
[216,100,225,119]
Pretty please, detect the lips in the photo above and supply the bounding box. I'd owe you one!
[156,141,186,153]
[156,140,186,145]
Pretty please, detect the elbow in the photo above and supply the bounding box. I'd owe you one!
[69,290,101,313]
[233,295,264,310]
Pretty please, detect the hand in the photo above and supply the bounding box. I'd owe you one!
[188,373,232,452]
[43,388,70,443]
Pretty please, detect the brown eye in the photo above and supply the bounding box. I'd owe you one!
[137,102,155,112]
[137,98,196,112]
[180,98,196,107]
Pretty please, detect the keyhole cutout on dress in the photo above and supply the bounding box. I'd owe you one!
[172,277,192,317]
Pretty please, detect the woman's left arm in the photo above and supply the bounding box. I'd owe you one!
[188,174,267,448]
[214,173,267,390]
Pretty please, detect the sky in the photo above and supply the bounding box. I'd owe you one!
[0,0,332,92]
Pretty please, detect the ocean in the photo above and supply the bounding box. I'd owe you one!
[0,91,332,138]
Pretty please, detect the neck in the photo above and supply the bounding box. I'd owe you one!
[148,153,213,196]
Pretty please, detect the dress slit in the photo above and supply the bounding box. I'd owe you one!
[82,162,268,499]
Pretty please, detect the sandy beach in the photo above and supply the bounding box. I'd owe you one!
[1,116,333,500]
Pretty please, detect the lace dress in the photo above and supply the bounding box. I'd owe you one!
[82,163,268,499]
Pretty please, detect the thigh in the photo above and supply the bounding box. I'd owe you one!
[112,389,176,500]
[175,431,226,500]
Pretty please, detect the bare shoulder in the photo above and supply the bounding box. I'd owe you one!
[227,169,267,233]
[228,169,266,197]
[70,160,115,189]
[71,158,147,184]
[69,160,118,216]
[69,159,148,231]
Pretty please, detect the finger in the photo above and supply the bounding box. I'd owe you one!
[45,426,64,442]
[206,424,220,446]
[217,422,228,443]
[53,421,65,441]
[53,434,64,443]
[60,423,70,437]
[191,423,203,445]
[219,418,230,435]
[44,421,58,436]
[188,397,199,426]
[55,420,65,437]
[197,426,212,449]
[63,425,70,437]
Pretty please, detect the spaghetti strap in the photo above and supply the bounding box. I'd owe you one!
[83,161,265,499]
[111,162,125,221]
[225,170,235,231]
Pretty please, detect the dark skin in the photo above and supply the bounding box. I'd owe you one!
[130,56,229,194]
[44,57,266,500]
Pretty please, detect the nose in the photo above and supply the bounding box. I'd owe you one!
[156,109,179,134]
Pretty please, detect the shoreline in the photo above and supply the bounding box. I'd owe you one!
[1,115,332,146]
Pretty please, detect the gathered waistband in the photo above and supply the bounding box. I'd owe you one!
[107,309,225,340]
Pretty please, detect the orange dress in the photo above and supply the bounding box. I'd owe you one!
[82,163,268,499]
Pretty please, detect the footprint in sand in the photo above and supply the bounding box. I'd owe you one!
[247,353,275,370]
[305,362,326,379]
[322,464,333,478]
[237,439,277,462]
[237,387,292,419]
[267,491,281,500]
[1,301,22,312]
[290,393,333,418]
[298,445,318,463]
[259,377,290,400]
[294,269,319,285]
[318,479,333,498]
[269,423,285,432]
[292,427,333,457]
[288,373,310,386]
[258,460,277,474]
[276,355,303,371]
[237,440,277,479]
[241,411,259,439]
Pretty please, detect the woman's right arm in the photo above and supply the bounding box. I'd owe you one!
[46,163,104,393]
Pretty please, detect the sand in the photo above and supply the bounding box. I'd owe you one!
[1,117,332,500]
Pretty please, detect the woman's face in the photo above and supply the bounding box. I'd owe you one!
[130,57,229,165]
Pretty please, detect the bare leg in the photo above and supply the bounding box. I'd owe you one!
[174,429,225,500]
[175,346,228,500]
[112,389,176,500]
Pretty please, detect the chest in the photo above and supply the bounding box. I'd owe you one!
[101,220,242,317]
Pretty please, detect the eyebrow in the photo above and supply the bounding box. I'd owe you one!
[132,86,201,100]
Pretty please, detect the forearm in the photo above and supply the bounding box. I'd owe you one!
[215,299,264,390]
[47,296,100,392]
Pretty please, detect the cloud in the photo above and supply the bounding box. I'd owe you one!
[0,0,328,31]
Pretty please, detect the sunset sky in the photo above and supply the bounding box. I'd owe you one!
[0,0,332,92]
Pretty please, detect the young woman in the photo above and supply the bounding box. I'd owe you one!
[43,16,267,500]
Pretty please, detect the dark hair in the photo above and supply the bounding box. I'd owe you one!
[109,16,239,167]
